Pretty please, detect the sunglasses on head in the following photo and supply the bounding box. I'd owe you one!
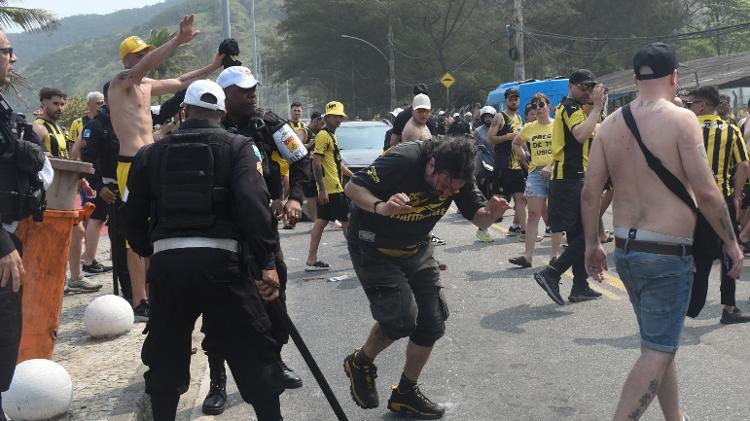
[529,101,548,110]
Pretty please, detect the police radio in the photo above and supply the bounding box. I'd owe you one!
[0,93,33,142]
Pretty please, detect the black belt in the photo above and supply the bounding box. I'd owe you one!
[615,238,692,256]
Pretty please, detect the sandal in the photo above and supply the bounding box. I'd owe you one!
[508,256,532,268]
[305,261,330,272]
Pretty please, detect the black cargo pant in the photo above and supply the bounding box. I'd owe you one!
[0,233,22,393]
[688,197,738,317]
[547,178,589,290]
[202,223,289,359]
[107,203,132,302]
[143,247,283,421]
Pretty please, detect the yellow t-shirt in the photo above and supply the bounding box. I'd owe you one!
[518,120,554,172]
[271,150,290,177]
[313,129,344,194]
[68,117,84,142]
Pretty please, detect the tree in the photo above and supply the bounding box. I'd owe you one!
[0,0,58,32]
[59,95,86,130]
[146,27,194,103]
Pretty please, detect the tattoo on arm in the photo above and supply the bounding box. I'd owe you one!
[719,212,736,241]
[117,70,134,80]
[627,379,658,420]
[313,161,325,191]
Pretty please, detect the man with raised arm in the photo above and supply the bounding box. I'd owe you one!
[108,15,225,320]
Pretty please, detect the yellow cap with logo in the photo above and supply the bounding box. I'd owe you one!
[324,101,347,118]
[119,36,154,60]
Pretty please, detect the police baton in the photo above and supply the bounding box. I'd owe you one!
[268,300,350,421]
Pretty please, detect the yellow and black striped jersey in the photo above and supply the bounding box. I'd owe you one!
[550,97,601,180]
[698,114,749,197]
[34,117,69,158]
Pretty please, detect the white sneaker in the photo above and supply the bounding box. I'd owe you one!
[475,229,495,242]
[66,275,102,293]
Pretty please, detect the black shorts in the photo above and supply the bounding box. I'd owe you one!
[85,195,110,221]
[303,178,318,198]
[317,192,349,222]
[548,178,583,233]
[347,239,448,347]
[494,168,526,200]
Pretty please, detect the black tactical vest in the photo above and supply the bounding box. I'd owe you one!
[0,116,46,223]
[148,127,241,240]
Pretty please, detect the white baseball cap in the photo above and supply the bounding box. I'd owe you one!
[216,66,259,89]
[464,111,472,117]
[452,112,460,118]
[438,110,445,116]
[182,80,226,112]
[413,93,431,111]
[390,107,404,118]
[479,105,497,116]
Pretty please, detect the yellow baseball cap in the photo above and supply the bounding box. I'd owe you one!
[324,101,347,118]
[119,36,154,60]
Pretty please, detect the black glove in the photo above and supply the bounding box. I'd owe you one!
[219,38,242,68]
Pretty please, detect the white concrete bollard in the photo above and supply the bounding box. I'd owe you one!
[4,359,73,420]
[83,294,134,338]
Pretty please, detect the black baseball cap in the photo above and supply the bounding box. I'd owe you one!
[504,88,520,98]
[569,69,596,85]
[310,111,322,120]
[633,42,680,80]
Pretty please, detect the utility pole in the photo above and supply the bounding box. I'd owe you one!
[221,0,231,39]
[251,0,261,105]
[388,23,396,111]
[512,0,525,81]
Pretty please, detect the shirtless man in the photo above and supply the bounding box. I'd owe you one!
[582,42,743,421]
[109,15,224,319]
[400,93,432,142]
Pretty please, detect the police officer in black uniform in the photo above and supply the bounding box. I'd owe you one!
[0,31,51,421]
[123,79,284,421]
[195,65,309,416]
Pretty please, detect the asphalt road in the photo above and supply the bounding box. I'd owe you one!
[190,207,750,421]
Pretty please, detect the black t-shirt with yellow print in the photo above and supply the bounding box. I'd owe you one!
[347,141,486,251]
[550,97,602,180]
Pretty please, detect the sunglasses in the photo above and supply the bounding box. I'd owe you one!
[0,47,13,57]
[529,101,548,110]
[683,100,703,108]
[577,82,597,92]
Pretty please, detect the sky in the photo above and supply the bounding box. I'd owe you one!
[15,0,167,19]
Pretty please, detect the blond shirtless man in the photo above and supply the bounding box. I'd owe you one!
[401,93,432,142]
[582,43,742,421]
[109,15,224,319]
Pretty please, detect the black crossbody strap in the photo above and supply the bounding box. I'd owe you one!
[621,104,698,213]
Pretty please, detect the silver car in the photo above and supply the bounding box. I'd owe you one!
[337,120,390,174]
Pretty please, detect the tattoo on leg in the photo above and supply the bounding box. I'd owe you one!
[627,379,659,420]
[697,144,708,159]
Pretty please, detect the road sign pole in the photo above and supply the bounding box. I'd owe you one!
[446,86,449,109]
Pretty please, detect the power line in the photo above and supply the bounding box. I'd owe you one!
[514,21,750,44]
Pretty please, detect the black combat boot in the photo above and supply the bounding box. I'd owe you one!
[202,357,227,415]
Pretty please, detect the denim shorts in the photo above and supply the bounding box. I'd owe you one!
[524,168,549,198]
[614,248,693,353]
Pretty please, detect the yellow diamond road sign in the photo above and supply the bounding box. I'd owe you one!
[441,72,455,89]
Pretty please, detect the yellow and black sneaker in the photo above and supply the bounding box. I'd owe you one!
[343,348,379,409]
[387,384,445,419]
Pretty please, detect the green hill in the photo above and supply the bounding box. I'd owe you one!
[9,0,284,113]
[7,0,180,65]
